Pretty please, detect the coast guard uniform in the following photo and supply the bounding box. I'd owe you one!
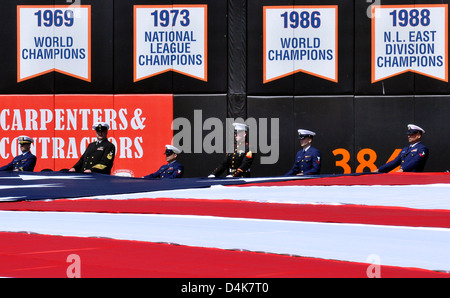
[209,123,254,178]
[378,143,428,172]
[286,129,321,175]
[71,123,115,174]
[0,136,36,172]
[378,124,429,173]
[144,145,184,179]
[144,160,184,179]
[286,146,321,175]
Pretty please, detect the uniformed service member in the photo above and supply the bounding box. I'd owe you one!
[143,145,184,179]
[69,122,116,174]
[0,136,37,172]
[374,124,429,173]
[285,129,321,176]
[208,122,254,178]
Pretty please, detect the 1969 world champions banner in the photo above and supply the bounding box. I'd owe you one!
[17,5,91,82]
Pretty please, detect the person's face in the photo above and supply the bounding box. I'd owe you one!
[299,137,312,148]
[235,131,246,142]
[96,129,108,141]
[408,132,421,144]
[20,143,30,153]
[166,152,177,163]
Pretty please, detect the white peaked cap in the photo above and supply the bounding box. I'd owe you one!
[407,124,425,133]
[233,122,248,131]
[297,129,316,136]
[165,145,182,154]
[18,136,34,144]
[92,122,110,130]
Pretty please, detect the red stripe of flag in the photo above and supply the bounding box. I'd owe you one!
[2,198,449,228]
[237,172,450,187]
[1,232,448,278]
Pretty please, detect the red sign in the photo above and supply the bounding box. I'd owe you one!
[0,94,173,177]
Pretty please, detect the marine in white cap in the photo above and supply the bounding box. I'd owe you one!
[0,136,37,172]
[208,122,254,178]
[69,122,116,174]
[285,129,321,176]
[374,124,429,173]
[143,145,184,179]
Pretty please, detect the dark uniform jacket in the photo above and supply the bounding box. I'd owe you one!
[72,140,115,174]
[378,142,428,172]
[0,151,36,172]
[143,160,184,179]
[285,146,321,175]
[211,146,254,178]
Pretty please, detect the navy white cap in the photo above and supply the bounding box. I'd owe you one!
[18,136,34,144]
[165,145,182,155]
[297,129,316,139]
[233,122,248,131]
[407,124,425,134]
[92,122,110,131]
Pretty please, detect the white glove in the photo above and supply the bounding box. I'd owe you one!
[226,175,233,178]
[208,174,215,178]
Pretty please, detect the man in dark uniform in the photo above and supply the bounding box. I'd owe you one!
[208,122,254,178]
[69,122,115,174]
[285,129,321,176]
[143,145,184,179]
[0,136,37,172]
[375,124,429,173]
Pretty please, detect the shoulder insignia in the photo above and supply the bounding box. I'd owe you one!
[246,151,253,158]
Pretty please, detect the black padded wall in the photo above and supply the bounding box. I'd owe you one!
[294,96,354,174]
[173,94,228,177]
[414,96,450,171]
[247,96,295,177]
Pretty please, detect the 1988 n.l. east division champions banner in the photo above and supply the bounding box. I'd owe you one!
[372,5,448,83]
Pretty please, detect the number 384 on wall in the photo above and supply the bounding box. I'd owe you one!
[333,148,402,173]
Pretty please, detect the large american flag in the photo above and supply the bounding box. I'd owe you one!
[0,172,449,279]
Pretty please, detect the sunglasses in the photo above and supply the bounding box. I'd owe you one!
[164,150,176,156]
[407,130,420,136]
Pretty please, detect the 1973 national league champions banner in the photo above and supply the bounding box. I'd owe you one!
[134,5,207,82]
[372,4,448,82]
